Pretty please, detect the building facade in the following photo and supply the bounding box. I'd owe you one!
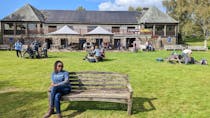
[0,4,178,50]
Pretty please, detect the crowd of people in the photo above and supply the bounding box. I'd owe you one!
[166,49,207,65]
[145,41,155,51]
[83,42,112,51]
[83,45,105,62]
[14,40,48,59]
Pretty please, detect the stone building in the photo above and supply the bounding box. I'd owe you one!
[0,4,178,50]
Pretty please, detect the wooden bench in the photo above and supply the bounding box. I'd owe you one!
[0,44,10,50]
[164,45,184,51]
[187,46,208,51]
[61,71,133,115]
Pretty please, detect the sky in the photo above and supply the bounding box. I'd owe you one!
[0,0,166,19]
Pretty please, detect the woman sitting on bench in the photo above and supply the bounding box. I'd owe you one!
[44,60,71,118]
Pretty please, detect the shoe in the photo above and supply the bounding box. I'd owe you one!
[43,108,54,118]
[57,114,62,118]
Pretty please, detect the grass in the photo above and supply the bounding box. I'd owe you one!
[184,35,210,48]
[0,50,210,118]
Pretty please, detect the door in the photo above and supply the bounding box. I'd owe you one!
[45,38,52,49]
[114,39,121,49]
[96,38,103,47]
[79,38,86,50]
[61,38,68,48]
[126,38,136,48]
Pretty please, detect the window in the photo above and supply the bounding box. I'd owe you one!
[167,25,175,31]
[155,25,164,36]
[28,24,38,34]
[144,24,153,29]
[48,26,57,33]
[4,23,14,35]
[156,25,164,31]
[127,27,135,31]
[16,23,26,35]
[28,24,37,30]
[166,25,175,36]
[127,27,135,29]
[112,27,120,33]
[127,27,137,34]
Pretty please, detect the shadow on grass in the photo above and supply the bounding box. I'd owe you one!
[102,58,116,62]
[0,80,11,89]
[0,91,46,117]
[22,55,60,59]
[62,97,157,117]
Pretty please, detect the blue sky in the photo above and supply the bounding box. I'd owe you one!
[0,0,165,19]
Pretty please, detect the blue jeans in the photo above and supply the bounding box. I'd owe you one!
[182,53,190,64]
[50,85,71,114]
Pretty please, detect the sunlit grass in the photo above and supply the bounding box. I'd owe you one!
[0,50,210,118]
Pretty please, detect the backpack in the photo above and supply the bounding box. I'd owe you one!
[201,59,207,65]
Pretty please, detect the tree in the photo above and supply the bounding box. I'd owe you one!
[76,6,86,11]
[136,6,142,12]
[163,0,191,33]
[128,6,135,11]
[163,0,210,46]
[128,6,142,12]
[189,0,210,46]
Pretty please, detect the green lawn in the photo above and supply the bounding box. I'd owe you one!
[184,36,210,48]
[0,51,210,118]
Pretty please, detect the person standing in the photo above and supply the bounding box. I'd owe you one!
[42,41,48,58]
[182,49,192,64]
[44,61,71,118]
[14,40,22,57]
[32,40,40,58]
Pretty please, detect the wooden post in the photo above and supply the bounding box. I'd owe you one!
[127,92,133,115]
[175,25,177,36]
[14,22,16,36]
[177,24,180,33]
[153,24,156,36]
[37,23,41,33]
[1,22,4,44]
[164,25,167,37]
[127,81,133,115]
[26,23,28,36]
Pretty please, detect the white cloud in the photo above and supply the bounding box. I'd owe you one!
[99,0,166,12]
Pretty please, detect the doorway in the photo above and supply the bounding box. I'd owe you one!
[61,38,68,48]
[114,39,121,49]
[96,38,103,47]
[45,38,52,49]
[79,38,86,50]
[126,38,136,48]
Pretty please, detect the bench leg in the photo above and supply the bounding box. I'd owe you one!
[127,99,132,115]
[47,91,51,108]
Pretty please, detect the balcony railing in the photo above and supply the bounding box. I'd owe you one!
[16,30,26,35]
[4,30,14,35]
[28,29,44,34]
[155,31,164,36]
[166,31,175,36]
[110,29,152,35]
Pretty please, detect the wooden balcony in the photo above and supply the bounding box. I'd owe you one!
[4,30,14,35]
[28,29,44,34]
[166,31,175,36]
[16,30,26,35]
